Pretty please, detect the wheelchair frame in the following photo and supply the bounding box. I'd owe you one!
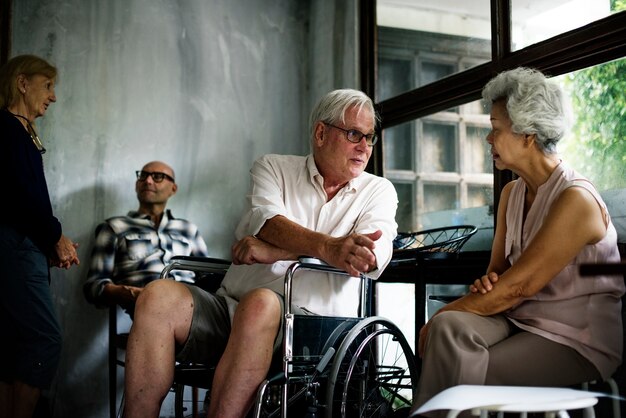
[161,256,418,418]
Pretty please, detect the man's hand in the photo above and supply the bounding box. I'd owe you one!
[321,230,382,277]
[51,234,80,269]
[103,283,143,310]
[469,272,500,294]
[231,235,295,265]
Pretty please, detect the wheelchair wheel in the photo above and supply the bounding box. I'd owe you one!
[325,317,418,418]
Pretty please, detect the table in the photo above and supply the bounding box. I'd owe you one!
[376,250,490,351]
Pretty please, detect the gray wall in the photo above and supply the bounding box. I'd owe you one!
[10,0,358,416]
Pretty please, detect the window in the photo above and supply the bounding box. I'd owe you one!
[511,0,617,51]
[378,24,493,235]
[377,2,491,101]
[370,0,626,237]
[558,57,626,191]
[383,100,492,232]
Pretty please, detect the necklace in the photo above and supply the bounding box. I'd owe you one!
[7,111,47,154]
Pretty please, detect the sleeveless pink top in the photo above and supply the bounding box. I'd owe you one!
[505,162,624,379]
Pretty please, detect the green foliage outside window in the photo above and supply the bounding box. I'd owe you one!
[558,0,626,191]
[561,58,626,191]
[612,0,626,12]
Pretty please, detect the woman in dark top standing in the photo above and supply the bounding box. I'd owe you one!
[0,55,79,418]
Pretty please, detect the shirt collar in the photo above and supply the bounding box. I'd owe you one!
[306,154,360,195]
[127,209,174,223]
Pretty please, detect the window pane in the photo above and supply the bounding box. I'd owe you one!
[423,183,457,213]
[393,182,414,232]
[379,57,412,100]
[422,123,456,172]
[377,0,491,101]
[421,61,454,85]
[384,121,414,170]
[511,0,617,51]
[465,125,492,174]
[468,184,492,208]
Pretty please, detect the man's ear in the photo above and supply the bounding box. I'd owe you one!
[313,122,325,146]
[170,183,178,195]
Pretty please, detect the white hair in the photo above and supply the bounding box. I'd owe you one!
[482,67,573,154]
[309,89,378,146]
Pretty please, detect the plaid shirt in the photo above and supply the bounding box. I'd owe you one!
[84,210,208,307]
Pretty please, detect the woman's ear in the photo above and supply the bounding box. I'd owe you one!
[16,74,27,93]
[524,134,536,147]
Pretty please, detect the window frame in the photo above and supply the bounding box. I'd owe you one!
[360,0,626,216]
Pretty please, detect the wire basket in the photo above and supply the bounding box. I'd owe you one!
[392,225,478,256]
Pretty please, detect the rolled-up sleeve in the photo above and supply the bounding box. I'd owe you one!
[237,155,290,239]
[83,223,117,306]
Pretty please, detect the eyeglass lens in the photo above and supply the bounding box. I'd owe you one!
[326,123,377,146]
[346,130,377,146]
[136,170,173,183]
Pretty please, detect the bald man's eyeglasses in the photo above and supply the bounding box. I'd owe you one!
[136,170,175,183]
[325,123,378,147]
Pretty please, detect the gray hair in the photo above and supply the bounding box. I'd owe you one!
[309,89,378,146]
[481,67,572,154]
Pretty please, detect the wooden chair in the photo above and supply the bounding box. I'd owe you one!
[108,305,129,418]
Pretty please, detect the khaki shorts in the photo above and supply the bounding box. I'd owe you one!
[175,284,306,364]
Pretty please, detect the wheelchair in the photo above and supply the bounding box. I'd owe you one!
[160,255,419,418]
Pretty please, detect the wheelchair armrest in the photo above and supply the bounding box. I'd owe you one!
[284,257,371,317]
[295,256,377,279]
[296,256,352,276]
[160,255,231,279]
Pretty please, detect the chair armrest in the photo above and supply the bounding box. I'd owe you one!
[160,256,231,279]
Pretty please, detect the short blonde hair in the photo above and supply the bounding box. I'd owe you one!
[0,55,58,109]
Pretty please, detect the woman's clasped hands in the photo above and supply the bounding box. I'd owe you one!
[51,233,80,269]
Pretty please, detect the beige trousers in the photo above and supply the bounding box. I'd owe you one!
[414,311,600,417]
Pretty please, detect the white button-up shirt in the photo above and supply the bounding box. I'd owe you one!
[218,154,398,316]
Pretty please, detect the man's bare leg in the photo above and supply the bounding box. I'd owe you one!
[0,381,40,418]
[123,280,194,418]
[207,288,281,418]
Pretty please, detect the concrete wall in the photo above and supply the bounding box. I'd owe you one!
[10,0,358,416]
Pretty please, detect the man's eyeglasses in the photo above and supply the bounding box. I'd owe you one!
[325,123,378,147]
[136,170,175,183]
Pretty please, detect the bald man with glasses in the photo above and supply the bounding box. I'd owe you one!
[84,161,208,317]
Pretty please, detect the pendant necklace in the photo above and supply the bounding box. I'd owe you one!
[8,111,47,154]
